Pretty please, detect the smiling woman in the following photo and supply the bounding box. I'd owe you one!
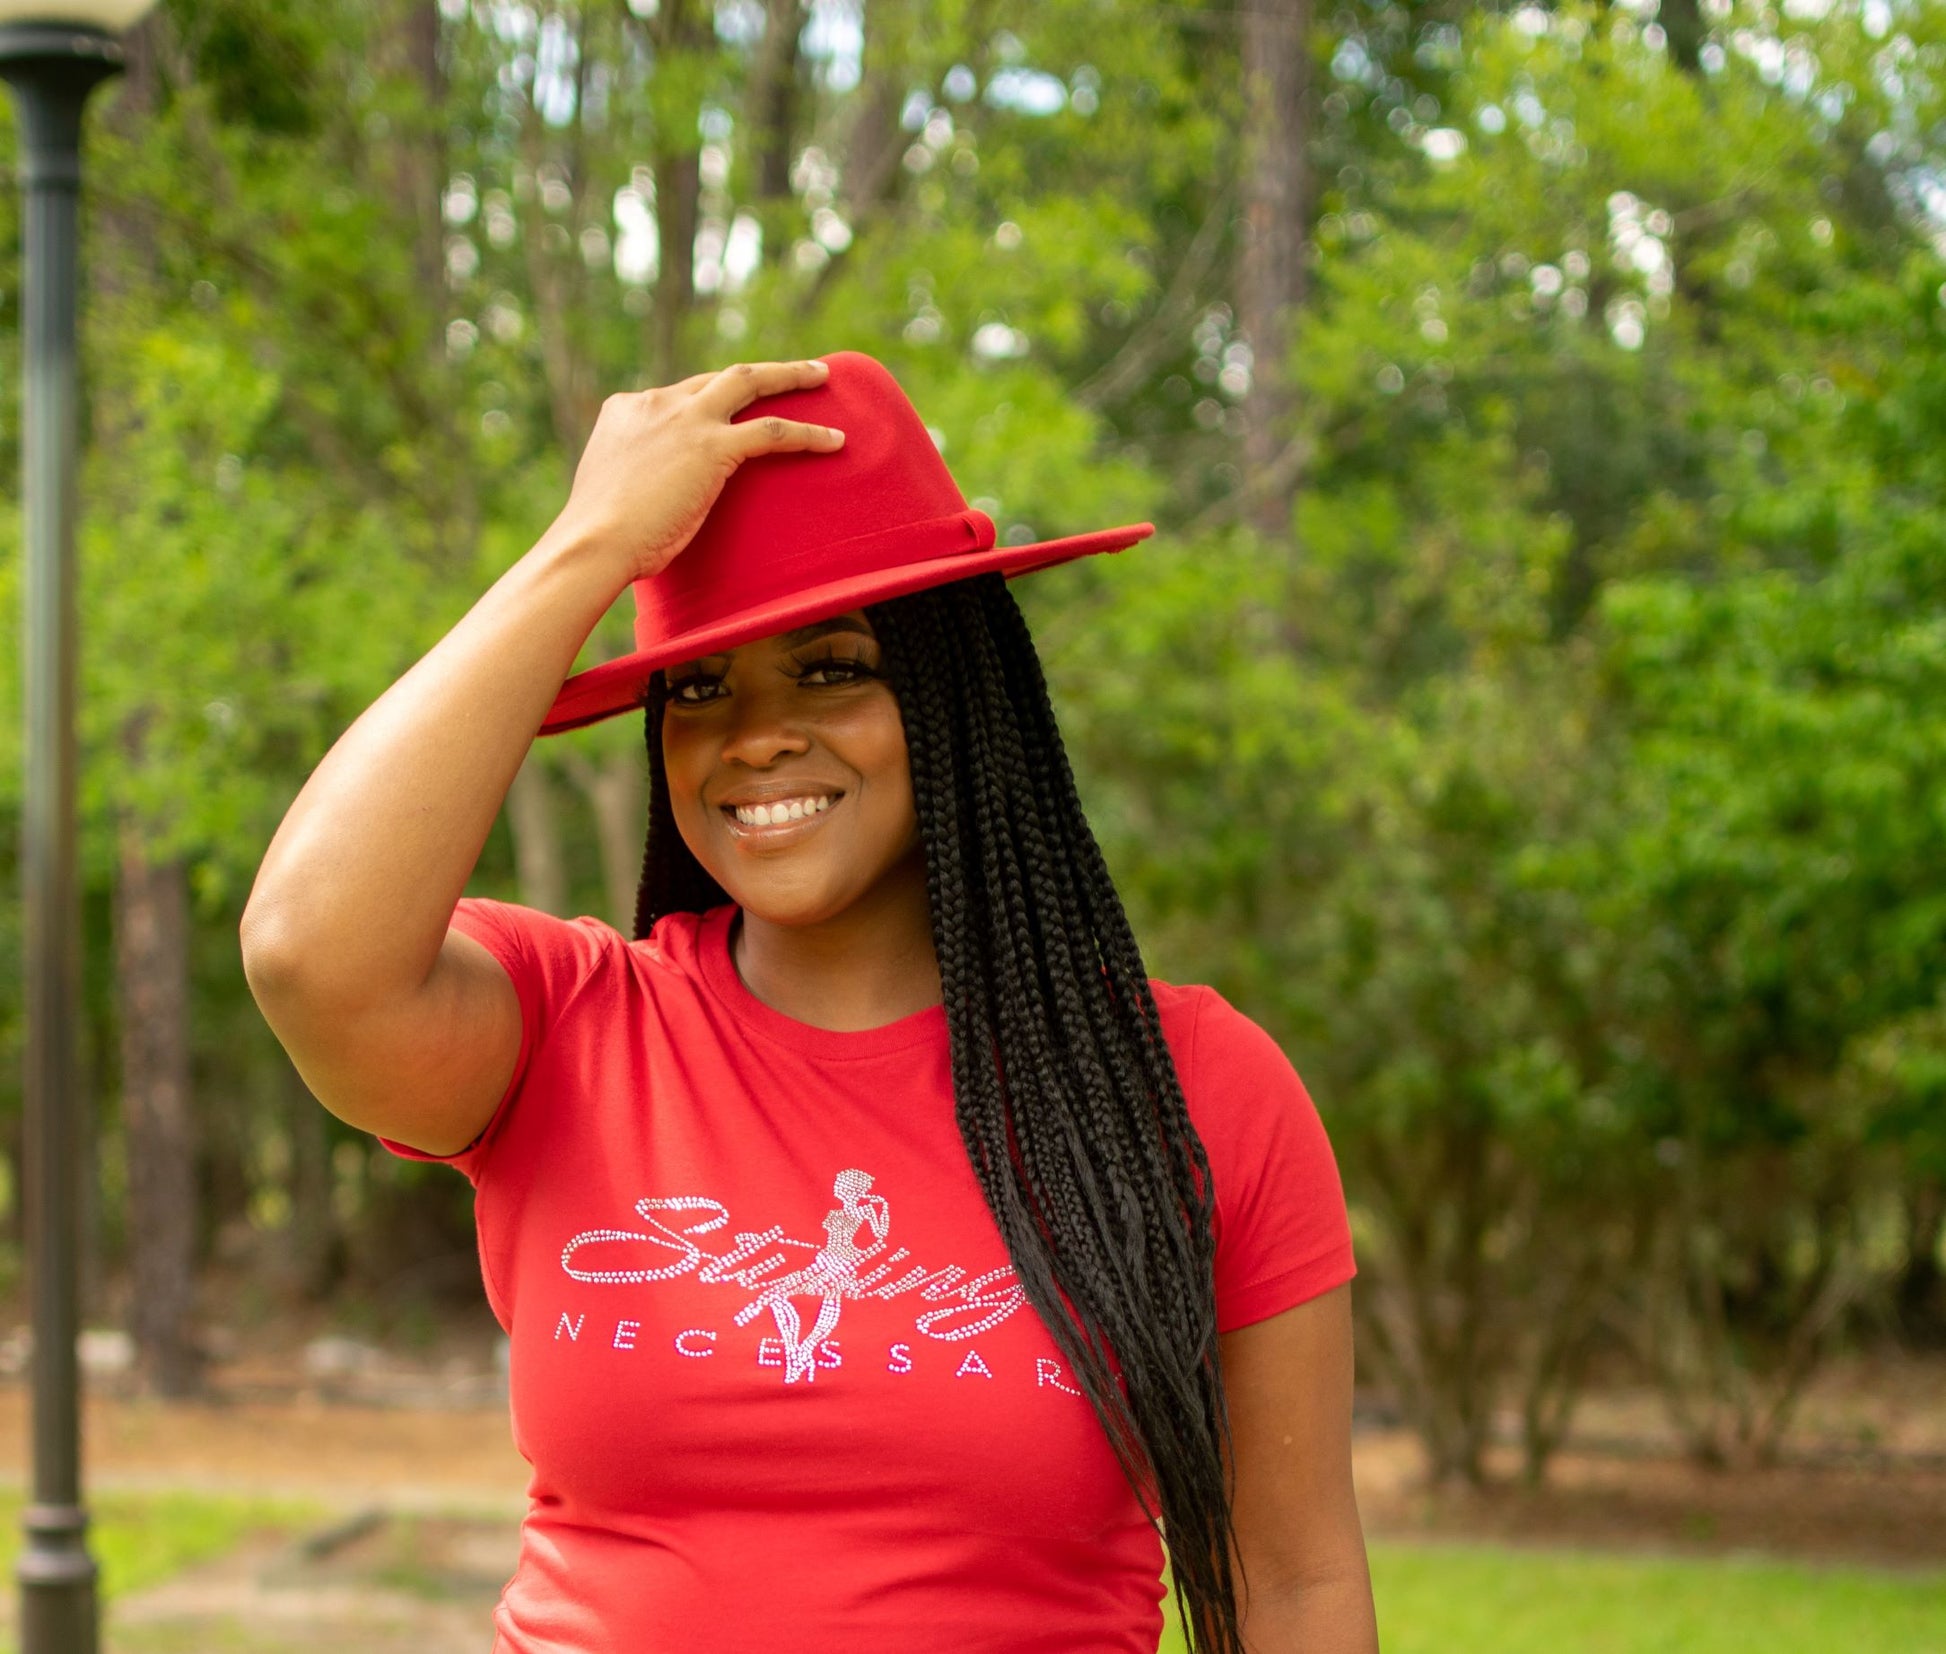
[238,351,1374,1654]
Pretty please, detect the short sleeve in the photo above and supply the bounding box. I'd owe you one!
[1182,987,1356,1333]
[376,895,615,1185]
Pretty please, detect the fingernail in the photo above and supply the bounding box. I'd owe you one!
[826,426,845,443]
[809,359,829,372]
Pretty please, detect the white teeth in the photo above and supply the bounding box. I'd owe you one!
[732,794,835,826]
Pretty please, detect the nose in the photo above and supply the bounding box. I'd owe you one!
[717,683,812,769]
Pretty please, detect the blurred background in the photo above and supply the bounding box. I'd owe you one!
[0,0,1942,1648]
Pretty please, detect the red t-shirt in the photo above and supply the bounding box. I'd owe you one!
[381,897,1354,1654]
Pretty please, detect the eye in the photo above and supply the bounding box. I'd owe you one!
[796,656,881,687]
[665,671,724,707]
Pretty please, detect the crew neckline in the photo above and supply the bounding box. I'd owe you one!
[696,904,949,1059]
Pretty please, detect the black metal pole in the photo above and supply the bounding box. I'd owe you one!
[0,22,126,1654]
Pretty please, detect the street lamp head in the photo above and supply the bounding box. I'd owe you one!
[0,0,160,123]
[0,21,136,162]
[0,1,159,28]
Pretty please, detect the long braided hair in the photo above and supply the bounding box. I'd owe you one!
[634,573,1243,1651]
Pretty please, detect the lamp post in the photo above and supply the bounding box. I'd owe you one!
[0,4,160,1650]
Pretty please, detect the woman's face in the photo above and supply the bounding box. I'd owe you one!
[659,610,923,927]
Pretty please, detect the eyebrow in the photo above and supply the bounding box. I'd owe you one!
[778,616,875,647]
[670,615,876,675]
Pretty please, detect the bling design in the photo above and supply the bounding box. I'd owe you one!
[560,1168,1028,1383]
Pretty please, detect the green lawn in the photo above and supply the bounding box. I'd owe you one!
[1160,1541,1946,1653]
[0,1488,321,1605]
[0,1495,1937,1653]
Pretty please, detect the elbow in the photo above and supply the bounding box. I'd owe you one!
[1233,1553,1378,1653]
[239,895,322,1012]
[239,897,291,998]
[240,896,438,1037]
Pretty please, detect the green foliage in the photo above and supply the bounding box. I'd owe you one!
[1063,0,1946,1474]
[0,0,1941,1479]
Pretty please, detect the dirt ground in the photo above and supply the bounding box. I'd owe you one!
[15,1373,1939,1568]
[0,1340,1938,1651]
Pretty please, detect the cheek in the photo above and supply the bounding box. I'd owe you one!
[659,725,716,822]
[659,726,695,793]
[842,701,916,817]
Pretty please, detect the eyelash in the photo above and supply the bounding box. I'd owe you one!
[665,656,882,707]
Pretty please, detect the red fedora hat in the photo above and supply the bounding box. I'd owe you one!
[540,349,1153,735]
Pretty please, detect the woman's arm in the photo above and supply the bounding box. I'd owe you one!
[239,359,845,1154]
[1217,1283,1380,1653]
[239,522,632,1153]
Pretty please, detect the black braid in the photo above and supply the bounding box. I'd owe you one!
[635,575,1242,1653]
[634,667,729,940]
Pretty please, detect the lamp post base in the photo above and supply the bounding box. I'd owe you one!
[17,1504,97,1653]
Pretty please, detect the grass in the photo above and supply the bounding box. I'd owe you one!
[1159,1541,1946,1653]
[365,1514,507,1604]
[0,1492,1936,1653]
[0,1487,321,1608]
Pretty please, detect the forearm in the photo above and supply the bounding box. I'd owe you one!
[1239,1568,1380,1654]
[241,517,630,1003]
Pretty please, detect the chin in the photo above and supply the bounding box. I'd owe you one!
[708,864,873,929]
[684,811,925,931]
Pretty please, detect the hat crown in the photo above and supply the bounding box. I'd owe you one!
[539,349,1152,734]
[634,351,994,651]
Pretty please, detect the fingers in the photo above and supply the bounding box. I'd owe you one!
[699,358,843,456]
[698,357,832,415]
[723,412,846,458]
[656,358,843,458]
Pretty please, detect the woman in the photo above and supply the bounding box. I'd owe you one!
[241,352,1378,1653]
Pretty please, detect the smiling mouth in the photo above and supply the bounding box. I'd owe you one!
[719,791,844,836]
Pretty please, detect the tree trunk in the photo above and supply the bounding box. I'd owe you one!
[371,0,449,310]
[1659,0,1706,76]
[648,0,712,383]
[838,0,919,231]
[565,750,647,933]
[751,0,803,206]
[114,750,201,1398]
[282,1058,340,1300]
[370,0,481,570]
[651,141,703,383]
[746,0,805,271]
[1238,0,1313,543]
[0,1113,20,1249]
[506,753,571,917]
[1894,1180,1945,1347]
[1358,1127,1515,1486]
[1516,1252,1603,1483]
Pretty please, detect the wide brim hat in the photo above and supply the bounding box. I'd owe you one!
[540,349,1153,734]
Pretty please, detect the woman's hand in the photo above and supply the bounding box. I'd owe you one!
[553,358,846,586]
